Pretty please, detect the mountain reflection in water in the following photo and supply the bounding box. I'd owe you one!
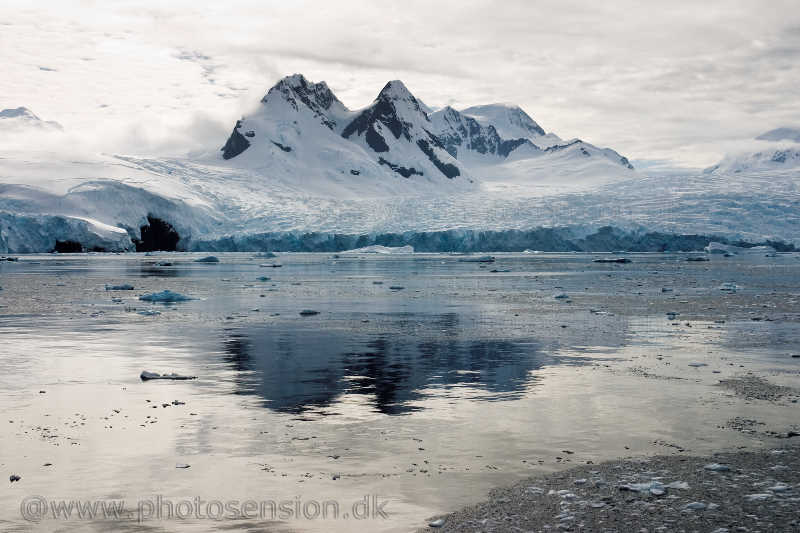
[220,313,587,415]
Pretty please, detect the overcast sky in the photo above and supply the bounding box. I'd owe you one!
[2,0,799,167]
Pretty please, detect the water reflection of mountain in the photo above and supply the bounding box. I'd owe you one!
[220,314,586,415]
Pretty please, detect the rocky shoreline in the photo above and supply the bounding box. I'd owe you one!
[422,445,800,532]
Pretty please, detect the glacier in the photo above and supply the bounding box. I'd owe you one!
[0,79,799,253]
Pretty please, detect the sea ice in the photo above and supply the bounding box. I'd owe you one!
[138,290,192,303]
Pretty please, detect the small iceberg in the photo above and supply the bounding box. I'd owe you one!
[194,256,219,263]
[140,371,196,381]
[105,284,134,291]
[139,290,192,303]
[341,245,414,254]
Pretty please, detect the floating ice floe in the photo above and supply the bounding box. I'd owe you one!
[140,371,196,381]
[139,290,192,303]
[105,284,134,291]
[704,463,730,471]
[194,256,219,263]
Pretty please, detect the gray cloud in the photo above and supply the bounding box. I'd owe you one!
[1,0,799,166]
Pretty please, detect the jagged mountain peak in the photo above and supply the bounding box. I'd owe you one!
[261,74,345,125]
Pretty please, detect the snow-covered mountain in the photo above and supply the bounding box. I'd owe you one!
[220,75,632,190]
[460,103,560,146]
[220,75,471,189]
[0,107,62,131]
[428,106,537,162]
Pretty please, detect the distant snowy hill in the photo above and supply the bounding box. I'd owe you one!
[756,127,800,143]
[704,128,800,174]
[705,148,800,174]
[0,107,62,131]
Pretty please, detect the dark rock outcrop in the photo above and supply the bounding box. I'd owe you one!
[221,120,251,160]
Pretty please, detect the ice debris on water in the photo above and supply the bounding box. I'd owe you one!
[768,482,791,492]
[704,463,730,471]
[139,290,192,303]
[105,284,134,291]
[194,256,219,263]
[684,501,707,510]
[140,371,196,381]
[745,493,771,501]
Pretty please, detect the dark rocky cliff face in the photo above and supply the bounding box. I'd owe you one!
[221,120,251,160]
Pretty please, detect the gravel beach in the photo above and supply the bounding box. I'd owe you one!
[422,445,800,532]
